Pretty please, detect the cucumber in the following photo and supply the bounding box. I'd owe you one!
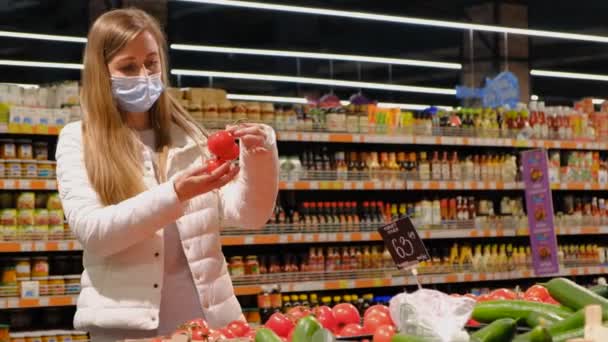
[544,278,608,314]
[472,300,570,326]
[515,309,585,340]
[390,333,427,342]
[550,327,584,342]
[590,284,608,298]
[470,318,517,342]
[528,326,552,342]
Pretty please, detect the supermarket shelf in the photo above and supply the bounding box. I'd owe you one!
[0,295,78,309]
[221,225,608,245]
[0,124,60,136]
[0,179,57,190]
[232,265,608,295]
[0,240,81,252]
[276,131,608,150]
[278,180,608,191]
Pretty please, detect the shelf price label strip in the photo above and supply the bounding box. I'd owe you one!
[232,266,608,296]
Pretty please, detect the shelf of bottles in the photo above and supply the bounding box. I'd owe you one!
[232,265,608,296]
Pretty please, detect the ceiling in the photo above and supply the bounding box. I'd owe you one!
[1,0,608,106]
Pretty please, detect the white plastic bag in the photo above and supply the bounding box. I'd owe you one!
[389,288,475,342]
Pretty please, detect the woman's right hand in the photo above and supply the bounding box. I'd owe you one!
[173,161,240,202]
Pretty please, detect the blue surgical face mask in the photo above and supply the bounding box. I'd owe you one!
[111,73,164,112]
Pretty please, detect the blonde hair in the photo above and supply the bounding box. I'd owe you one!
[81,8,205,205]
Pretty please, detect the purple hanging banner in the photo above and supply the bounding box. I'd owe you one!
[521,149,559,275]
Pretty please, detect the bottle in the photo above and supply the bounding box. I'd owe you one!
[368,152,381,180]
[464,156,475,181]
[480,155,489,181]
[441,151,451,180]
[282,295,292,312]
[337,202,347,225]
[321,296,332,309]
[380,152,390,180]
[382,247,392,268]
[431,151,442,180]
[341,247,351,271]
[397,152,407,179]
[336,152,348,180]
[390,203,399,221]
[399,203,407,219]
[376,201,386,222]
[362,246,372,269]
[310,294,319,308]
[258,285,274,323]
[450,152,461,181]
[300,294,310,309]
[419,152,431,180]
[388,152,400,181]
[473,155,481,181]
[432,199,441,226]
[538,101,548,139]
[291,294,301,308]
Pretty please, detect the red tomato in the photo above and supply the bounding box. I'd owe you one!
[220,328,236,339]
[363,311,393,334]
[226,320,250,337]
[313,306,338,333]
[489,288,517,300]
[339,323,366,337]
[221,143,239,161]
[332,303,361,328]
[208,131,237,159]
[205,158,226,173]
[524,285,551,301]
[364,305,391,319]
[372,324,396,342]
[287,306,311,322]
[265,312,295,338]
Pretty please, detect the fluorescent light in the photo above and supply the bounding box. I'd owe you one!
[0,60,83,70]
[377,102,453,111]
[176,0,608,44]
[227,93,453,110]
[227,93,307,104]
[530,95,539,101]
[171,44,461,70]
[171,69,456,95]
[592,99,605,105]
[531,69,608,82]
[0,30,86,43]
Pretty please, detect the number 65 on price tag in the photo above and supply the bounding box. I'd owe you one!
[377,217,430,270]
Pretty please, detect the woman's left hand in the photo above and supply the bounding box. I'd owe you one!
[226,123,268,151]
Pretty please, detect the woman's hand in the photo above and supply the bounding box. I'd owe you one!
[226,123,268,151]
[173,161,240,202]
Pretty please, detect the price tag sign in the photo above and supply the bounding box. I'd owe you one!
[377,217,430,270]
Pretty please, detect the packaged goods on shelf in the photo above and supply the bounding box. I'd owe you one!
[0,192,65,241]
[0,255,82,298]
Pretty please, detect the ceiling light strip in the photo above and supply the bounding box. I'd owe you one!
[171,69,456,95]
[170,44,461,69]
[226,93,453,110]
[176,0,608,43]
[531,69,608,82]
[0,30,87,43]
[0,60,83,70]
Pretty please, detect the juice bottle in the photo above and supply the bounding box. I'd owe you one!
[341,247,351,271]
[368,152,381,180]
[419,152,430,180]
[451,152,461,180]
[441,151,451,180]
[362,246,372,269]
[431,151,442,180]
[380,152,390,180]
[388,152,400,181]
[336,152,348,180]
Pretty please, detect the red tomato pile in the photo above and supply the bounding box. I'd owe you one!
[205,130,240,172]
[167,303,396,342]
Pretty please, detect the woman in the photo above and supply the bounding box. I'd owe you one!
[56,8,278,341]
